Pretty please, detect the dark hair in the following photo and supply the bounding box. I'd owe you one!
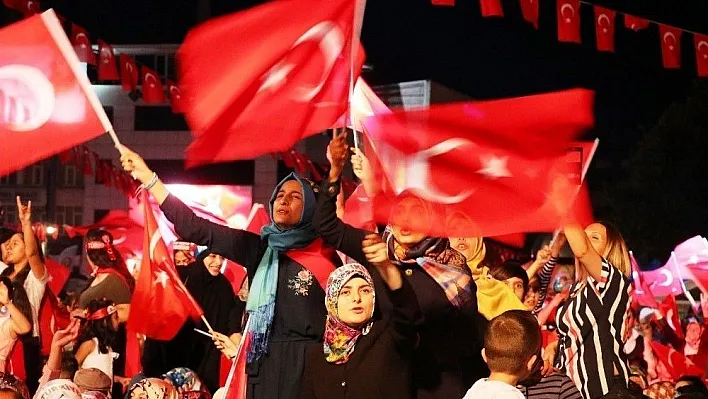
[485,310,541,375]
[60,351,79,380]
[676,375,708,398]
[85,229,135,292]
[0,228,14,247]
[74,298,117,355]
[490,259,530,297]
[0,277,33,336]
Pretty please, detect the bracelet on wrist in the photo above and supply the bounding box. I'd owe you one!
[136,172,158,196]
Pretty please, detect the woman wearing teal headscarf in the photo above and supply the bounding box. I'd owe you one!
[120,147,342,399]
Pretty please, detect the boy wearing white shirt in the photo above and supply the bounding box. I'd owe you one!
[463,310,542,399]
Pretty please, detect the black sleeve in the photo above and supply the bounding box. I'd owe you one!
[312,176,370,265]
[385,278,422,352]
[160,194,263,269]
[227,298,247,335]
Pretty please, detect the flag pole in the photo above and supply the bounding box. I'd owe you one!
[221,318,251,399]
[349,0,367,149]
[671,251,699,309]
[549,138,600,247]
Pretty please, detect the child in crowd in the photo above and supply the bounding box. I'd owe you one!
[463,310,542,399]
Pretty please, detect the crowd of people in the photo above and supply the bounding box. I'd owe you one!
[0,133,706,399]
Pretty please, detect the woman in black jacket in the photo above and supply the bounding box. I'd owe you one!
[300,234,420,399]
[313,134,487,399]
[121,146,342,399]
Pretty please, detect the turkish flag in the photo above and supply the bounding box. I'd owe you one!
[141,66,165,104]
[222,333,251,399]
[18,0,40,17]
[640,265,683,297]
[659,294,684,340]
[362,89,595,238]
[557,0,581,43]
[519,0,539,29]
[659,25,682,69]
[650,341,704,380]
[694,34,708,77]
[166,80,187,113]
[97,40,120,81]
[480,0,503,17]
[624,14,649,31]
[668,235,708,293]
[119,54,138,93]
[128,192,204,341]
[343,184,375,231]
[45,258,70,297]
[594,7,615,52]
[70,24,95,64]
[292,152,309,174]
[332,78,389,132]
[65,210,145,255]
[81,147,93,176]
[0,12,112,177]
[179,0,365,164]
[431,0,455,5]
[630,252,659,309]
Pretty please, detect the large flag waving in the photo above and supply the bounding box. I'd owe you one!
[179,0,365,164]
[128,192,203,341]
[362,89,595,238]
[64,210,144,255]
[0,10,112,177]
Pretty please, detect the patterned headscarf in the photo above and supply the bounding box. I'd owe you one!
[34,380,81,399]
[162,368,210,399]
[128,379,177,399]
[323,264,375,364]
[0,372,29,399]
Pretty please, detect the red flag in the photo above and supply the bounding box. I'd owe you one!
[58,146,77,165]
[3,0,19,9]
[0,12,112,177]
[362,89,595,238]
[694,34,708,77]
[668,235,708,294]
[480,0,503,17]
[70,24,95,64]
[119,54,138,92]
[100,161,113,188]
[292,152,309,174]
[640,265,683,297]
[222,333,250,399]
[650,341,704,380]
[65,210,144,254]
[166,80,187,113]
[557,0,581,43]
[45,258,70,297]
[38,291,70,356]
[659,25,682,69]
[594,7,616,52]
[630,252,660,309]
[141,66,165,104]
[81,148,93,176]
[519,0,539,29]
[93,152,104,184]
[342,184,376,231]
[624,15,649,32]
[431,0,455,5]
[18,0,40,17]
[659,294,684,340]
[128,192,204,340]
[97,40,120,81]
[490,233,526,248]
[179,0,365,164]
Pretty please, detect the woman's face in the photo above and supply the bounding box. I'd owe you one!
[585,223,609,257]
[203,254,224,276]
[686,322,703,343]
[524,286,540,310]
[4,234,25,265]
[336,277,374,328]
[390,197,430,246]
[449,237,479,260]
[272,180,304,229]
[174,251,189,266]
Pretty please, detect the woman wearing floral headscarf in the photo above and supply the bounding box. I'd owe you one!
[120,147,342,399]
[314,134,486,399]
[300,234,420,399]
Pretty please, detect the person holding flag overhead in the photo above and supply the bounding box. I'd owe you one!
[120,146,342,399]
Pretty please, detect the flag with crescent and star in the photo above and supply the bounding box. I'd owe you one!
[695,34,708,77]
[0,10,112,177]
[179,0,365,164]
[556,0,581,43]
[629,251,660,309]
[127,191,204,341]
[64,210,145,255]
[659,24,682,69]
[665,235,708,294]
[361,88,595,239]
[650,341,705,380]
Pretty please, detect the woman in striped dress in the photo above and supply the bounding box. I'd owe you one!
[544,221,634,398]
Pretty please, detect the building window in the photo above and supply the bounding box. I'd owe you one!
[56,206,83,226]
[30,164,44,186]
[134,106,189,131]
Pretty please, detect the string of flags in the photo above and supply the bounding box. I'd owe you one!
[2,0,186,112]
[432,0,708,77]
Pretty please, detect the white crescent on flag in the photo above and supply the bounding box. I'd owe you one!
[0,64,56,132]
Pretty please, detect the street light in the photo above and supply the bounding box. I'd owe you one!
[45,226,57,235]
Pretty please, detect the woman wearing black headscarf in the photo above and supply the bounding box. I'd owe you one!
[141,249,244,393]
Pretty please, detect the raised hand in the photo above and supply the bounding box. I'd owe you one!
[211,330,238,359]
[52,318,81,349]
[535,245,552,265]
[326,132,348,179]
[118,145,153,185]
[350,147,372,182]
[362,233,388,266]
[16,196,31,226]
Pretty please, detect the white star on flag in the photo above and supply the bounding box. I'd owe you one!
[153,270,169,288]
[477,155,513,179]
